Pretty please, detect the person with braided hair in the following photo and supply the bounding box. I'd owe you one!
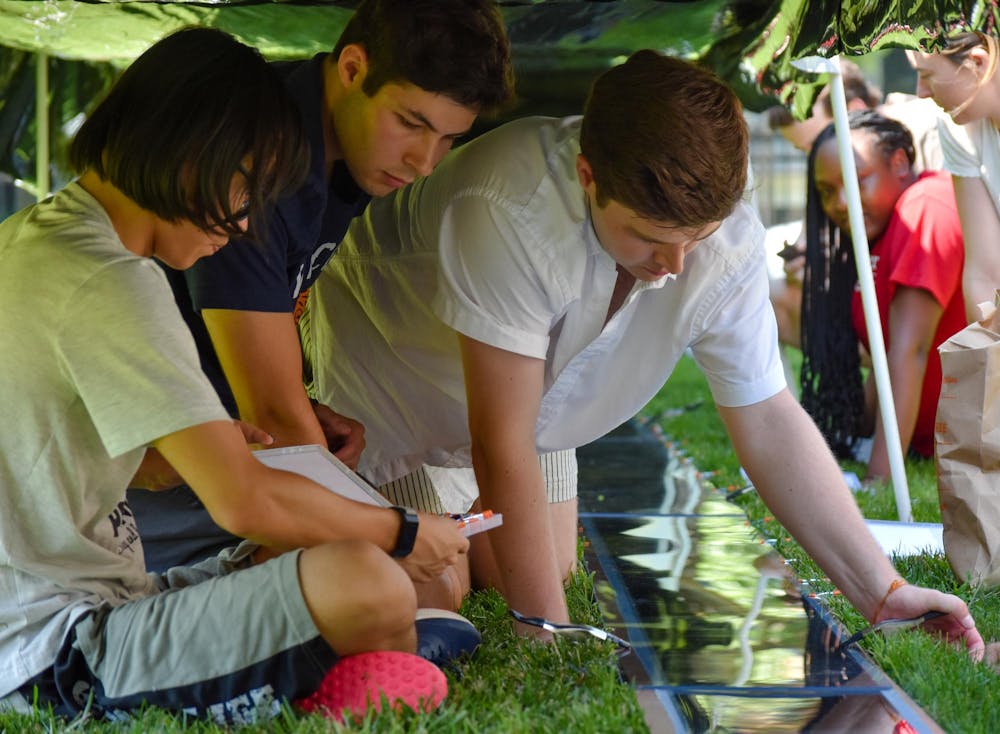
[801,109,966,481]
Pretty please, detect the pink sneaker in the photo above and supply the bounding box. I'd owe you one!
[295,651,447,722]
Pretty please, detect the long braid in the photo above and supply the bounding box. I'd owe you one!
[800,111,916,457]
[799,123,865,458]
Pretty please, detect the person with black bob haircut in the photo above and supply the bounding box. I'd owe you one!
[0,27,466,724]
[68,27,304,242]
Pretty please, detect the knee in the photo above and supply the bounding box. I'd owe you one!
[348,541,416,617]
[415,562,470,612]
[299,541,416,637]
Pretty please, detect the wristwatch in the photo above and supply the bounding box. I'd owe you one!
[389,506,419,558]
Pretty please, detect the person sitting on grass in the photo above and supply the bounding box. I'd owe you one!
[300,51,985,657]
[800,110,966,483]
[0,28,468,724]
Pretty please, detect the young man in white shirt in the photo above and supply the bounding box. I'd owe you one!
[302,51,985,656]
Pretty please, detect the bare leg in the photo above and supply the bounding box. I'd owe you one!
[297,540,417,656]
[470,498,578,596]
[414,558,470,611]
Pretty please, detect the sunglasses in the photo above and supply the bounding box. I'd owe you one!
[509,609,632,655]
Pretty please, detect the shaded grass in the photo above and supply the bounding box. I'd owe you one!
[1,566,646,733]
[644,353,1000,733]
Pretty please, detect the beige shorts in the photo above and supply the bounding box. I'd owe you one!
[377,449,578,514]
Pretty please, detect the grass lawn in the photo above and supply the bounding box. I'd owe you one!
[1,562,646,733]
[12,350,1000,732]
[644,352,1000,733]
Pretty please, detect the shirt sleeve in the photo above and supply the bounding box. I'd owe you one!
[433,194,566,359]
[687,212,787,408]
[184,210,295,313]
[938,115,983,178]
[57,260,229,458]
[888,188,964,308]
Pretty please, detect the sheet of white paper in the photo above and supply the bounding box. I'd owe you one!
[865,520,943,557]
[253,444,391,507]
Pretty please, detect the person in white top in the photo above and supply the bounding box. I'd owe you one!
[908,31,1000,320]
[303,50,986,656]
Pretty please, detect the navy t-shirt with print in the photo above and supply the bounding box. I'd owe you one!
[163,53,371,415]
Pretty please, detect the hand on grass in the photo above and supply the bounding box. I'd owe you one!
[877,582,985,661]
[313,403,366,469]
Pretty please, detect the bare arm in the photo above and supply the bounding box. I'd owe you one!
[720,390,983,656]
[203,308,365,464]
[153,419,467,582]
[459,334,571,625]
[131,419,274,490]
[866,286,942,479]
[953,176,1000,322]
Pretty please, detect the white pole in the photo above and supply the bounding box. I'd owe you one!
[792,56,913,522]
[35,51,50,201]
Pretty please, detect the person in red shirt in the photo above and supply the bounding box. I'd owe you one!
[801,109,966,482]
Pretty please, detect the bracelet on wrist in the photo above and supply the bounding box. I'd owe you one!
[870,578,907,623]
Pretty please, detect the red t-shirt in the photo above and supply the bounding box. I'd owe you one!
[850,170,966,457]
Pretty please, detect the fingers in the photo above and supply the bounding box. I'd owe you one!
[321,414,366,469]
[398,515,468,583]
[910,589,985,660]
[233,419,273,446]
[965,630,986,661]
[952,613,985,660]
[985,642,1000,671]
[331,433,365,469]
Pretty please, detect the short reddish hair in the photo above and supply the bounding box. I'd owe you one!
[580,51,748,226]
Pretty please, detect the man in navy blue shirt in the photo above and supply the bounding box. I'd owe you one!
[130,0,514,578]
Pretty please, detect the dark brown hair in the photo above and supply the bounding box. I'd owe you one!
[580,50,748,226]
[938,30,999,72]
[333,0,513,114]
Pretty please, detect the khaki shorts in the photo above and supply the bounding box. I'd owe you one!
[13,544,336,725]
[378,449,578,514]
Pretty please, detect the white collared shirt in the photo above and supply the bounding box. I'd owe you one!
[303,116,785,485]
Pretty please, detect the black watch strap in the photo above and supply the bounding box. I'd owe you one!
[389,506,419,558]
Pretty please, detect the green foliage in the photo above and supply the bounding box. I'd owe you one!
[644,354,1000,731]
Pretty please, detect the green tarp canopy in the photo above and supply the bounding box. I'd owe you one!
[0,0,997,194]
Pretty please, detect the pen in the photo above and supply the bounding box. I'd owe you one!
[453,510,493,527]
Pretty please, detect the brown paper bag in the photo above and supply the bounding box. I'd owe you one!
[935,320,1000,586]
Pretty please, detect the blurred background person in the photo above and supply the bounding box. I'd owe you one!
[908,31,1000,321]
[799,110,964,482]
